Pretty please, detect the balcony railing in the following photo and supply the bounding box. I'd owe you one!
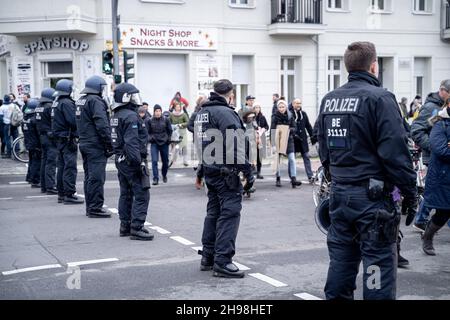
[271,0,323,25]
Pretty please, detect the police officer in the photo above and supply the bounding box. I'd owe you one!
[111,83,153,240]
[194,79,255,278]
[35,88,58,194]
[22,99,41,188]
[76,76,113,218]
[316,42,418,300]
[52,79,83,205]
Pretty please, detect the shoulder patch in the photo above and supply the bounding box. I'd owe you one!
[132,124,138,129]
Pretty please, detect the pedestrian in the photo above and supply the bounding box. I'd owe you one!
[0,95,14,158]
[195,79,254,278]
[399,97,408,120]
[316,41,417,300]
[169,91,189,114]
[21,93,30,113]
[142,102,152,119]
[169,101,189,167]
[22,98,41,188]
[271,93,280,115]
[408,95,422,120]
[148,104,172,185]
[254,102,269,179]
[421,100,450,255]
[0,98,4,156]
[52,79,84,205]
[238,95,255,120]
[111,83,154,241]
[291,98,315,183]
[35,88,58,195]
[76,75,113,218]
[410,79,450,231]
[187,94,207,134]
[271,99,302,188]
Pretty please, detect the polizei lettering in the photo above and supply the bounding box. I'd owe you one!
[323,97,359,113]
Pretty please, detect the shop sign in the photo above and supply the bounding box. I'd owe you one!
[24,37,89,55]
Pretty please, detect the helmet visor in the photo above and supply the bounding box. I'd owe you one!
[123,92,142,106]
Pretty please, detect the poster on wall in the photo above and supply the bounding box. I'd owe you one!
[197,56,219,97]
[12,56,34,97]
[79,55,101,84]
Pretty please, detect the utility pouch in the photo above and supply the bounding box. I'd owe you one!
[364,208,399,243]
[141,164,151,190]
[368,178,384,201]
[221,167,240,190]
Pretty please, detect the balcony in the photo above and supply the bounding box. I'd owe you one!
[0,0,97,36]
[269,0,325,36]
[444,2,450,39]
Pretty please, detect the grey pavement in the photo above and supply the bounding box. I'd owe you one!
[0,161,449,300]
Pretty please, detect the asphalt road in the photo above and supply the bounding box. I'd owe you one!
[0,165,449,300]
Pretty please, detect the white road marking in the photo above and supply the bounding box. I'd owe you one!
[9,181,28,185]
[191,246,203,252]
[294,293,322,300]
[25,195,54,199]
[149,226,171,234]
[108,208,118,215]
[0,197,13,201]
[2,264,62,276]
[144,222,152,226]
[67,258,119,267]
[170,236,195,246]
[249,273,288,287]
[233,262,251,271]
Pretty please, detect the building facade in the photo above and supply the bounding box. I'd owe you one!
[0,0,449,119]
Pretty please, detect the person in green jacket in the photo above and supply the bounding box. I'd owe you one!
[169,101,189,166]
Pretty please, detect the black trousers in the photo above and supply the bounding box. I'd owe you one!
[116,161,150,231]
[325,182,398,300]
[201,174,243,267]
[56,140,78,196]
[28,149,42,184]
[80,145,107,212]
[432,209,450,227]
[40,135,57,191]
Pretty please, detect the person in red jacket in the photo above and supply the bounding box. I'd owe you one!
[169,91,189,114]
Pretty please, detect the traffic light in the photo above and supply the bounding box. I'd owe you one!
[123,51,135,82]
[102,50,114,75]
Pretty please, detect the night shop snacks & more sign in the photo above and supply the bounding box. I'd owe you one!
[24,37,90,55]
[120,25,218,50]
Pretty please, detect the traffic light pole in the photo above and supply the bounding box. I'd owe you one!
[112,0,121,83]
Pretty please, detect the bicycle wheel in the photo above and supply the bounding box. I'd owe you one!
[12,137,29,163]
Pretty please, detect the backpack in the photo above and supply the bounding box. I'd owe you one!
[10,103,24,127]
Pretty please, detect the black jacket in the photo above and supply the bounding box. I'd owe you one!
[255,112,269,131]
[292,109,313,154]
[410,92,445,164]
[148,116,172,146]
[316,71,416,198]
[52,96,78,139]
[187,111,198,133]
[195,92,252,176]
[111,104,148,169]
[271,111,296,154]
[35,101,53,136]
[22,110,40,150]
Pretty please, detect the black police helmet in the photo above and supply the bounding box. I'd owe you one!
[113,83,141,110]
[40,88,56,103]
[54,79,73,97]
[80,75,107,95]
[25,98,39,113]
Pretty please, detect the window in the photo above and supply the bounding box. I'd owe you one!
[327,0,350,11]
[280,57,297,103]
[42,61,73,89]
[229,0,255,8]
[327,57,343,91]
[370,0,393,13]
[412,0,433,14]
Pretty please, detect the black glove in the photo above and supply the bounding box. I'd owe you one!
[402,193,418,226]
[310,136,318,145]
[244,174,255,191]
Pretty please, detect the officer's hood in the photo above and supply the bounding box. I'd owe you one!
[424,92,444,107]
[201,92,230,109]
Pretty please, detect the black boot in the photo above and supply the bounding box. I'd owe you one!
[213,262,245,278]
[256,171,264,179]
[422,221,442,256]
[198,250,214,271]
[152,179,159,186]
[88,208,111,218]
[397,233,409,268]
[46,188,58,195]
[130,227,154,241]
[291,177,302,188]
[120,222,131,237]
[276,176,281,187]
[58,195,64,203]
[64,194,84,205]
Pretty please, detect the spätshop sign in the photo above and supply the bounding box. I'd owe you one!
[24,37,89,55]
[120,25,218,51]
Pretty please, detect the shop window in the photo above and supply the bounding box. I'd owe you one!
[42,61,73,89]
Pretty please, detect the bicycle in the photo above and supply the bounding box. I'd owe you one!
[12,135,29,163]
[312,166,330,207]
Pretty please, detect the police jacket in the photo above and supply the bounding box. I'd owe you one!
[22,110,40,150]
[148,116,172,146]
[410,92,445,164]
[292,109,313,154]
[316,71,416,197]
[75,94,112,150]
[424,113,450,210]
[111,104,148,168]
[35,101,53,136]
[194,92,252,176]
[271,110,296,154]
[52,96,78,139]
